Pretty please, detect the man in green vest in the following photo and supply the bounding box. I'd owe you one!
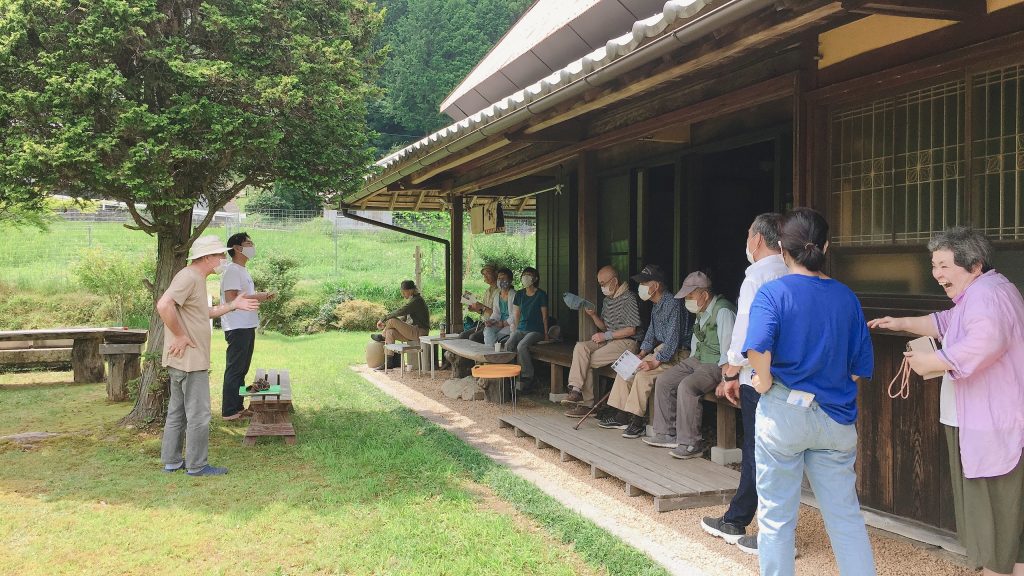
[644,271,736,460]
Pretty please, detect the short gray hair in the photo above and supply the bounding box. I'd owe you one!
[751,213,783,250]
[927,226,993,272]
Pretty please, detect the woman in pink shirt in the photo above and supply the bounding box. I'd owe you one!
[870,227,1024,576]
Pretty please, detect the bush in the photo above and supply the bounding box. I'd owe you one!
[332,299,388,331]
[73,248,154,326]
[250,255,299,333]
[306,288,353,333]
[473,233,536,275]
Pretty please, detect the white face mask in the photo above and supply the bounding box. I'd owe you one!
[241,246,256,259]
[638,284,652,301]
[744,236,755,265]
[600,282,614,297]
[684,298,701,314]
[521,275,534,287]
[214,258,229,275]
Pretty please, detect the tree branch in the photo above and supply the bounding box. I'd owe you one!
[124,201,157,234]
[185,176,256,245]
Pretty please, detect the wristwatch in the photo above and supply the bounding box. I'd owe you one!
[723,373,740,382]
[604,330,615,341]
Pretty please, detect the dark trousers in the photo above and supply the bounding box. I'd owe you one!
[723,383,760,527]
[222,328,255,417]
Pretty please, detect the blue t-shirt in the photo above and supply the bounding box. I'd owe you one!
[513,288,548,334]
[743,275,873,425]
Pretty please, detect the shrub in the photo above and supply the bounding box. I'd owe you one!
[250,255,299,333]
[307,288,353,333]
[0,286,111,330]
[332,299,388,331]
[473,233,536,275]
[73,248,154,326]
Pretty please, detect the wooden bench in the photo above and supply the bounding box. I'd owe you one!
[529,341,740,450]
[100,329,147,401]
[242,368,296,446]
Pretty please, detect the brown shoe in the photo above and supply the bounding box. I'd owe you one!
[561,388,584,405]
[563,404,592,418]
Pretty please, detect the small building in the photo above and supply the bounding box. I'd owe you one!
[344,0,1024,543]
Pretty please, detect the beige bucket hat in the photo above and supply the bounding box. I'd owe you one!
[188,236,228,260]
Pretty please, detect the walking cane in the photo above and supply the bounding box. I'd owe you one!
[573,390,611,430]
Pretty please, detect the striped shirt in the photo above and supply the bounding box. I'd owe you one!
[600,284,641,339]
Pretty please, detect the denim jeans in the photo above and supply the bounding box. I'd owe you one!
[755,382,875,576]
[504,330,543,382]
[723,384,760,527]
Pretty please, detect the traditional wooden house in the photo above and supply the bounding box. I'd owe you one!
[343,0,1024,546]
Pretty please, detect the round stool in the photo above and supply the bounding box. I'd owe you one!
[365,340,385,369]
[471,364,521,409]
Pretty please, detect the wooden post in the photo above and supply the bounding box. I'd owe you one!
[451,195,464,333]
[72,335,104,383]
[577,152,599,341]
[414,245,422,290]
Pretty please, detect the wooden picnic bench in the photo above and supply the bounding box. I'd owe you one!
[241,368,296,446]
[0,328,146,392]
[529,341,739,453]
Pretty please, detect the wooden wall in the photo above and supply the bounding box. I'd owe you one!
[856,333,957,533]
[536,175,578,342]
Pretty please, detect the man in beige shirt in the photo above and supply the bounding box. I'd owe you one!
[157,236,259,477]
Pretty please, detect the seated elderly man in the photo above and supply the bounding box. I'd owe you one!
[600,265,692,439]
[372,280,430,368]
[563,265,641,418]
[645,271,736,459]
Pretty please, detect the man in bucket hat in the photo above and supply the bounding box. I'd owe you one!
[600,265,692,440]
[156,235,260,477]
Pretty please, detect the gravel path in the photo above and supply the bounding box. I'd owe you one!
[358,366,974,576]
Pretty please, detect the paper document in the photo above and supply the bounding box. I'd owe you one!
[562,292,595,311]
[460,292,478,306]
[610,350,642,381]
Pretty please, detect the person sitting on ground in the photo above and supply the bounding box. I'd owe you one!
[372,280,430,368]
[503,267,548,392]
[700,213,788,554]
[483,267,516,346]
[563,265,641,418]
[601,264,689,439]
[644,271,736,460]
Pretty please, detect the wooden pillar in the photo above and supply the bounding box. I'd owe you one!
[577,152,598,341]
[450,194,464,333]
[72,335,104,383]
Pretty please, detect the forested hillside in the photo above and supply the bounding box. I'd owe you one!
[368,0,532,154]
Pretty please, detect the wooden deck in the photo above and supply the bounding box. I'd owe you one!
[498,408,739,513]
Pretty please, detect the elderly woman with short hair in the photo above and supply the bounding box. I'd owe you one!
[870,226,1024,576]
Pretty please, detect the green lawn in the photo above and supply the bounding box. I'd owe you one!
[0,332,666,576]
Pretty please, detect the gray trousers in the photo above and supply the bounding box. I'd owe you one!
[504,330,544,382]
[160,367,211,472]
[651,356,722,444]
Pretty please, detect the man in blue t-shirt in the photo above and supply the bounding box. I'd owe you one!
[503,266,549,392]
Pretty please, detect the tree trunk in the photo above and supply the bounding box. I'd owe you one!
[121,210,191,426]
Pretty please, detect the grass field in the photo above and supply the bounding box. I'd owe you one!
[0,218,535,330]
[0,332,667,576]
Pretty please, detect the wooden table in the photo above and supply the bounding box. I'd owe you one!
[0,328,145,384]
[438,338,516,365]
[419,334,462,379]
[240,368,295,446]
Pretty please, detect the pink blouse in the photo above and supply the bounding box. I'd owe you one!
[932,270,1024,479]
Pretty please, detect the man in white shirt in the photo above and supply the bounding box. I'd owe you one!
[220,232,275,421]
[700,213,789,555]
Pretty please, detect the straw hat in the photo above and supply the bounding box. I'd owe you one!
[188,236,228,260]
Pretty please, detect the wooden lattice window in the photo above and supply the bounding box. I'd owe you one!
[973,64,1024,240]
[830,80,966,245]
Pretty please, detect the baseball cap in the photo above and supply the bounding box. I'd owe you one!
[631,264,666,284]
[675,271,711,299]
